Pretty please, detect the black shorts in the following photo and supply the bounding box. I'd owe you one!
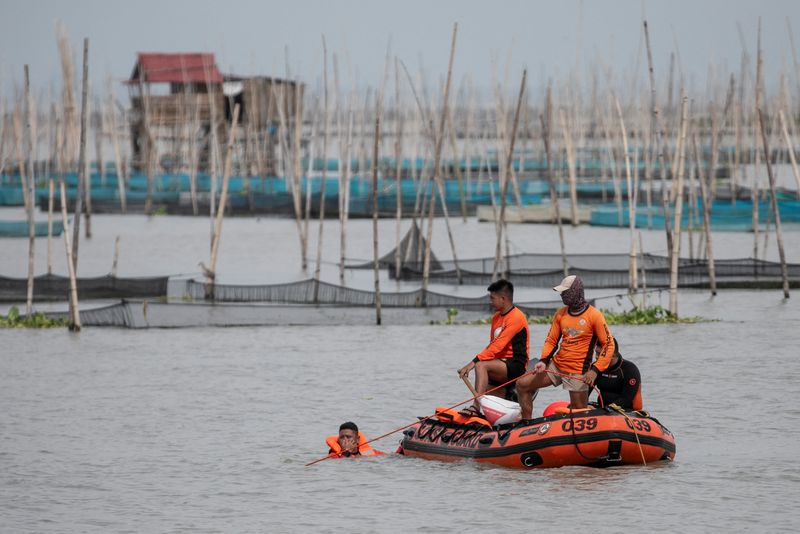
[504,358,526,381]
[490,359,526,387]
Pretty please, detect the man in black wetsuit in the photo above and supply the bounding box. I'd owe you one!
[591,340,642,411]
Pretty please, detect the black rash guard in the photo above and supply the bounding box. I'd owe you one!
[592,357,642,410]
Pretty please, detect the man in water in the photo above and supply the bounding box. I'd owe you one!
[457,279,529,415]
[517,275,614,420]
[592,340,642,410]
[326,422,384,457]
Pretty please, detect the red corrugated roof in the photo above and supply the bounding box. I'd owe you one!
[130,53,223,84]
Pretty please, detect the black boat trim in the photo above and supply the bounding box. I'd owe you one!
[402,429,676,459]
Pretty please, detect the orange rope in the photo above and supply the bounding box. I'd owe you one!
[305,366,604,468]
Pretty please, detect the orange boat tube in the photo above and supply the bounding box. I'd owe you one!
[399,407,676,469]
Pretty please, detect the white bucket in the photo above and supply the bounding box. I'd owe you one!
[478,395,522,425]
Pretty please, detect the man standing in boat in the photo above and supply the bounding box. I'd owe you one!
[457,279,529,416]
[517,275,614,420]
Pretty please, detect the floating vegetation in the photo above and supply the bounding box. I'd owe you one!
[430,307,491,325]
[432,305,703,326]
[600,305,703,325]
[0,306,68,328]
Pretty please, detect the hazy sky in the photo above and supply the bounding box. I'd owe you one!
[1,0,798,100]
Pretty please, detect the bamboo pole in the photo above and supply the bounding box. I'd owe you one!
[428,125,463,283]
[292,78,308,271]
[187,88,200,215]
[297,97,319,272]
[464,87,476,215]
[710,76,735,202]
[12,109,27,212]
[83,91,92,238]
[600,93,623,226]
[668,95,689,316]
[303,102,318,272]
[111,235,120,277]
[24,66,36,318]
[692,133,717,295]
[491,69,527,280]
[400,59,462,285]
[778,109,800,196]
[397,60,434,220]
[540,85,568,276]
[72,38,89,272]
[613,93,638,292]
[60,181,80,331]
[139,68,155,217]
[47,179,54,275]
[339,95,354,286]
[0,98,6,176]
[789,18,800,108]
[393,57,404,280]
[446,109,467,221]
[559,107,579,226]
[642,91,654,228]
[204,104,241,299]
[494,81,523,210]
[357,91,370,186]
[106,84,127,214]
[93,98,104,187]
[732,46,750,204]
[758,108,790,299]
[56,22,78,168]
[205,62,220,243]
[314,37,330,302]
[372,50,390,325]
[421,23,459,299]
[643,20,675,266]
[752,21,763,261]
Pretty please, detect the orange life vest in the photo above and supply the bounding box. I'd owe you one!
[325,432,386,458]
[434,407,492,427]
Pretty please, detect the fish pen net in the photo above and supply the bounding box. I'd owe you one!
[177,278,563,316]
[346,221,442,270]
[0,274,169,301]
[46,290,566,329]
[385,253,800,289]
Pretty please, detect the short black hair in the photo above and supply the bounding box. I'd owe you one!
[339,421,358,433]
[487,279,514,299]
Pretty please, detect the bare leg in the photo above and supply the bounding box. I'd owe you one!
[473,359,509,409]
[517,372,553,419]
[569,390,589,409]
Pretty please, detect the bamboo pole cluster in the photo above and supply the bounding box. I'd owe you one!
[2,18,799,326]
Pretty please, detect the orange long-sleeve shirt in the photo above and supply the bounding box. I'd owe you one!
[540,305,614,374]
[473,306,529,366]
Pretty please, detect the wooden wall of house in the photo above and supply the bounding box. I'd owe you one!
[241,79,304,130]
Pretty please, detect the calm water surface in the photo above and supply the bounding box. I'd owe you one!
[2,212,800,532]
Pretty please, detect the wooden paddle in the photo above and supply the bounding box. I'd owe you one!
[461,375,480,397]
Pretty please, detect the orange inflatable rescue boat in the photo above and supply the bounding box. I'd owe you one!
[398,406,675,469]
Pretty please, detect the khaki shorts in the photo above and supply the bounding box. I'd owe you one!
[545,360,589,392]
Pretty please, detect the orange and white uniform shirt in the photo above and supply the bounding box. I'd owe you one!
[540,305,614,374]
[472,306,529,367]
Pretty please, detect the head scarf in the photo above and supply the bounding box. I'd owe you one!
[559,275,587,314]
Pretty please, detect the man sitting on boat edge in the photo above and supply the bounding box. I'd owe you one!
[517,274,615,420]
[457,279,529,416]
[326,422,385,458]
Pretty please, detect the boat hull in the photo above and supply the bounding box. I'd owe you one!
[400,408,675,469]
